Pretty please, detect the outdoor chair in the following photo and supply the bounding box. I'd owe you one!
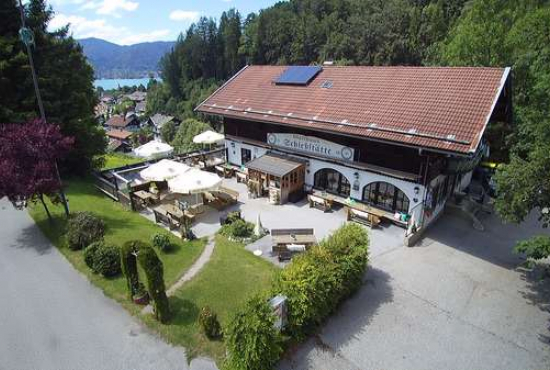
[153,210,178,230]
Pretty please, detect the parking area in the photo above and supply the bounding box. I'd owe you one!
[278,210,550,370]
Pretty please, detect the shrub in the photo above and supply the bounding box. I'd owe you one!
[515,236,550,262]
[226,211,242,224]
[137,245,170,323]
[152,233,172,252]
[93,244,121,277]
[225,295,283,370]
[84,241,102,269]
[220,219,254,240]
[66,212,105,250]
[199,306,222,339]
[84,241,121,277]
[275,223,369,338]
[121,240,147,298]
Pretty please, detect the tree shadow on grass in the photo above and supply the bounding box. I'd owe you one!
[279,267,393,370]
[168,295,200,327]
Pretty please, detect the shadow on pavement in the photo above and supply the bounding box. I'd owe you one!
[12,222,53,255]
[279,267,393,370]
[421,210,546,269]
[519,265,550,347]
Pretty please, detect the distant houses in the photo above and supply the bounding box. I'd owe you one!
[106,129,133,152]
[135,101,147,115]
[125,91,147,102]
[146,113,180,140]
[105,114,140,132]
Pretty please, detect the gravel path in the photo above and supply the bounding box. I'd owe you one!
[0,199,217,370]
[167,236,216,295]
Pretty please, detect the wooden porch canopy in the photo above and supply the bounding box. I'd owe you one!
[245,153,305,177]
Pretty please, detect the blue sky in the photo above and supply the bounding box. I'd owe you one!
[46,0,281,45]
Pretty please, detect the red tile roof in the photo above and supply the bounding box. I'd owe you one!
[196,65,510,154]
[105,115,138,128]
[106,129,132,140]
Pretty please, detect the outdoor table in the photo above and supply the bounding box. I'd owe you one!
[271,233,317,246]
[133,190,155,207]
[157,203,195,224]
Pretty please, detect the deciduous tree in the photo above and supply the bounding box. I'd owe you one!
[0,120,73,219]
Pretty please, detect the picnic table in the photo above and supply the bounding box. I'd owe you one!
[155,203,195,224]
[215,164,235,178]
[133,190,156,207]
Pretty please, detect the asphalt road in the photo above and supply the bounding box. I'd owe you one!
[0,199,217,370]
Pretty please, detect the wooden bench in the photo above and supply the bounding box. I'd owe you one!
[347,207,381,228]
[307,194,332,212]
[153,209,179,230]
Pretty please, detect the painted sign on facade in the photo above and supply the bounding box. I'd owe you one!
[267,133,355,161]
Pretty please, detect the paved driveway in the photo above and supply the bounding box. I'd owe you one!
[279,210,550,370]
[0,199,217,370]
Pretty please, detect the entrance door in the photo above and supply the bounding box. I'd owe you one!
[241,148,252,164]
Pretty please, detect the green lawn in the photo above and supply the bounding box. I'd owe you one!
[143,235,278,363]
[28,178,205,314]
[30,177,277,366]
[98,153,143,170]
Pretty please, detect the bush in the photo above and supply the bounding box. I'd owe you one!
[93,244,121,277]
[83,241,121,277]
[84,241,102,269]
[219,219,254,240]
[66,212,105,250]
[275,223,369,338]
[199,306,222,339]
[225,295,283,370]
[152,233,172,252]
[515,235,550,261]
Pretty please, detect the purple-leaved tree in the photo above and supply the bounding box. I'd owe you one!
[0,120,73,220]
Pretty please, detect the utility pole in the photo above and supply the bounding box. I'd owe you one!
[18,0,70,217]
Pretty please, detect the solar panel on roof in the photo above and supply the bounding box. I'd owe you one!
[275,66,322,86]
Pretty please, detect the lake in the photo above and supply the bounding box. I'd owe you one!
[94,78,159,90]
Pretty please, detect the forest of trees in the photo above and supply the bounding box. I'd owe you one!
[151,0,550,255]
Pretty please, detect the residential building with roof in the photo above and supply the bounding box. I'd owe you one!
[106,129,133,153]
[196,65,512,232]
[146,113,181,140]
[104,114,140,132]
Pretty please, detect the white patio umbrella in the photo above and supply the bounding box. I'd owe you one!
[139,159,191,182]
[133,140,173,159]
[192,130,225,145]
[167,168,222,194]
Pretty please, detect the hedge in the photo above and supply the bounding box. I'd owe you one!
[276,223,369,338]
[225,295,284,370]
[137,244,170,323]
[121,240,170,323]
[225,223,369,369]
[66,212,105,250]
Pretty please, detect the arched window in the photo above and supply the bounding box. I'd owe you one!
[314,168,350,197]
[362,182,410,214]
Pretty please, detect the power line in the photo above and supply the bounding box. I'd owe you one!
[18,0,70,217]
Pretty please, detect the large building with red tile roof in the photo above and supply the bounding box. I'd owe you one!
[197,65,512,231]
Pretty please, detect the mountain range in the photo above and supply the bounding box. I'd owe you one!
[78,38,175,79]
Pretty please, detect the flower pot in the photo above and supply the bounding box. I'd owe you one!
[133,292,149,305]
